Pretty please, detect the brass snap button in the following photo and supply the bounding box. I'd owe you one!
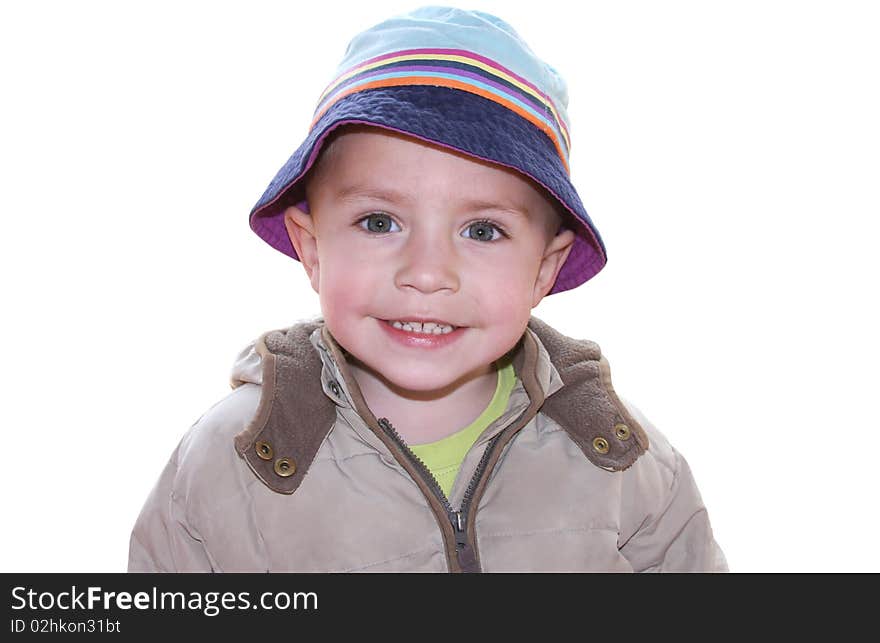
[255,440,274,461]
[274,457,296,477]
[592,436,610,454]
[329,380,340,396]
[614,423,631,441]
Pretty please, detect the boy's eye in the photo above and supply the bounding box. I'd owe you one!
[462,220,506,242]
[358,212,399,234]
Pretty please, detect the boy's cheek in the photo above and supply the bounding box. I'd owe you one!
[318,265,379,316]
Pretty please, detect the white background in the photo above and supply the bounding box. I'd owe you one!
[1,0,877,572]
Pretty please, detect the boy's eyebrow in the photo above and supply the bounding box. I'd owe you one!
[336,185,531,219]
[462,198,531,220]
[336,185,415,205]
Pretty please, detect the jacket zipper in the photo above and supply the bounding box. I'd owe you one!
[377,417,501,573]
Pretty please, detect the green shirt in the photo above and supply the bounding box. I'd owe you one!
[409,359,516,499]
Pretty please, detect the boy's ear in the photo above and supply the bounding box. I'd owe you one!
[283,205,320,293]
[531,228,576,307]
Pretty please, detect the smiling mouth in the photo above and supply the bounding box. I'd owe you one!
[382,319,459,335]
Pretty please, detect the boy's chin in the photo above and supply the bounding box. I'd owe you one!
[358,358,490,397]
[388,372,466,395]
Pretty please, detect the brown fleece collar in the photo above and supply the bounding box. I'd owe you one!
[234,316,647,494]
[232,319,333,494]
[526,317,649,472]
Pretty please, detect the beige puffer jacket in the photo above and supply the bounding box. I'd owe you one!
[129,316,727,572]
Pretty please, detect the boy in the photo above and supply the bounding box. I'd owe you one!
[129,6,726,572]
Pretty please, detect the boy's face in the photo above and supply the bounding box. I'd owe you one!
[283,127,575,395]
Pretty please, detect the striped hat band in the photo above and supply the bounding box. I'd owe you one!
[312,48,572,172]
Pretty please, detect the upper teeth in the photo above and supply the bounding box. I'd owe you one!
[389,320,455,334]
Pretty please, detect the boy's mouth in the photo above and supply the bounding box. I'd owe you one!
[382,319,458,335]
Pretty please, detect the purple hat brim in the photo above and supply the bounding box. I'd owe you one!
[250,85,607,294]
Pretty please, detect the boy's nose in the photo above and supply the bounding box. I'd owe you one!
[394,227,460,294]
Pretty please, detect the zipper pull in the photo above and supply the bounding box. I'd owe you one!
[449,511,479,572]
[450,510,479,573]
[451,511,467,548]
[449,511,464,541]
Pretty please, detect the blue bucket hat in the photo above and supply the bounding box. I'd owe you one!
[249,6,607,294]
